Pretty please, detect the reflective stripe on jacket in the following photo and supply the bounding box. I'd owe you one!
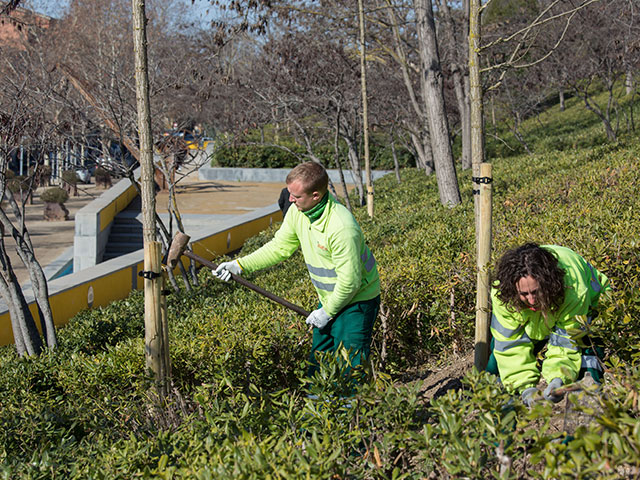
[238,193,380,317]
[490,245,611,393]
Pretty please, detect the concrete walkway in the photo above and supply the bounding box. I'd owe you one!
[7,175,286,285]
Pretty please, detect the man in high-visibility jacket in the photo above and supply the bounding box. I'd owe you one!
[487,243,610,407]
[214,161,380,378]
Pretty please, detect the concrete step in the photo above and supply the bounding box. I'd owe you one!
[110,225,142,235]
[104,241,143,252]
[102,251,129,261]
[109,232,142,243]
[112,216,142,225]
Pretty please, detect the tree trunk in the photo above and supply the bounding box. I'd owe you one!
[343,136,365,207]
[387,0,435,175]
[0,237,43,356]
[410,130,434,175]
[132,0,170,395]
[469,0,491,372]
[333,112,353,212]
[358,0,374,218]
[390,129,401,183]
[415,0,461,206]
[0,194,57,348]
[469,0,485,165]
[578,87,617,141]
[436,0,471,170]
[626,68,634,96]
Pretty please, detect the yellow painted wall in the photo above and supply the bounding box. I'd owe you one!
[0,210,282,348]
[99,184,138,232]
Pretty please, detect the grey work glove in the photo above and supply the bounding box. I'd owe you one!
[305,307,332,330]
[213,260,242,282]
[521,387,538,408]
[543,378,564,403]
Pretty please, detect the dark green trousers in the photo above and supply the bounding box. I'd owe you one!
[308,295,380,378]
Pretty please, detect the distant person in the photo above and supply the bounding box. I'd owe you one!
[278,186,292,216]
[487,243,611,407]
[214,161,380,381]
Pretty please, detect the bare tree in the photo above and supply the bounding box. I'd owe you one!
[0,63,59,354]
[547,0,640,141]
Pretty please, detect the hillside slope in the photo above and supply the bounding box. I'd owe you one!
[0,90,639,478]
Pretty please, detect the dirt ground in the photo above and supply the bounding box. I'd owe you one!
[414,350,475,401]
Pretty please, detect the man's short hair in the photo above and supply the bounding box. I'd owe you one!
[286,161,328,194]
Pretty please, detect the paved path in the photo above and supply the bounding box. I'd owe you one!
[6,174,286,285]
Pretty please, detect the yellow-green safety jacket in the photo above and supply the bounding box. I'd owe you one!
[490,245,611,393]
[238,193,380,317]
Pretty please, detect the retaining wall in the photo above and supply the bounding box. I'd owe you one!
[198,166,392,184]
[73,171,140,272]
[0,204,282,347]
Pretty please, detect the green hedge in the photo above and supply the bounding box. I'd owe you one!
[1,89,640,477]
[211,134,414,170]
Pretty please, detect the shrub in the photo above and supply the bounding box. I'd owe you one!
[6,175,28,194]
[211,142,306,168]
[40,186,69,204]
[94,166,111,183]
[2,87,640,477]
[61,169,79,186]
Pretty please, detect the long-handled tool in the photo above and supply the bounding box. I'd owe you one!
[166,232,310,317]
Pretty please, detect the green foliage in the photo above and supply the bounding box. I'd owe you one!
[211,131,412,170]
[484,84,640,160]
[211,138,306,168]
[2,91,640,477]
[483,0,540,25]
[6,175,28,194]
[61,169,79,185]
[58,290,145,353]
[40,186,69,204]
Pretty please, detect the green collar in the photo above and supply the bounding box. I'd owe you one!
[304,192,329,223]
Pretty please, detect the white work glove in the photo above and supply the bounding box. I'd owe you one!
[520,387,538,408]
[305,307,332,330]
[213,260,242,282]
[543,378,564,403]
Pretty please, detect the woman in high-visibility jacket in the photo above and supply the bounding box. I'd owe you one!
[487,243,610,407]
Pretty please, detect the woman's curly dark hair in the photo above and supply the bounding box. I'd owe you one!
[493,243,566,313]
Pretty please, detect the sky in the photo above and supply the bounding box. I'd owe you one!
[23,0,217,27]
[21,0,69,18]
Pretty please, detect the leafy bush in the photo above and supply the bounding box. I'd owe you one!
[2,88,640,477]
[6,175,28,194]
[211,131,413,170]
[40,186,69,204]
[212,140,306,168]
[61,169,79,185]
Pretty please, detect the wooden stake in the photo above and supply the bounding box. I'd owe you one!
[475,163,492,370]
[144,241,169,394]
[132,0,169,398]
[160,268,171,380]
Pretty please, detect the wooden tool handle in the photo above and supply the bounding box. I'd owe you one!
[184,250,310,317]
